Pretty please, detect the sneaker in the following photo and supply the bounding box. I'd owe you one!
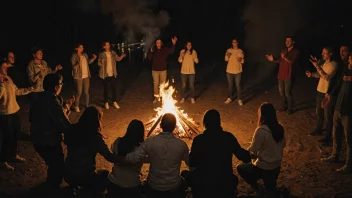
[104,103,109,110]
[191,98,195,104]
[8,155,26,163]
[0,162,14,171]
[112,102,120,109]
[180,98,185,104]
[73,106,80,113]
[238,100,243,106]
[224,98,232,104]
[321,155,339,163]
[336,165,352,174]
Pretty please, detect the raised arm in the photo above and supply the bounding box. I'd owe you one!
[70,54,79,69]
[98,53,104,67]
[27,62,42,85]
[225,49,230,62]
[178,50,185,63]
[248,128,266,156]
[193,50,199,64]
[316,62,337,81]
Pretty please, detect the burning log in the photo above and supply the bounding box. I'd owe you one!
[145,82,201,139]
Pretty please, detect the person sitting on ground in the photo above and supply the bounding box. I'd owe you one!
[64,106,119,196]
[30,73,73,190]
[189,109,251,198]
[125,113,189,198]
[107,119,146,198]
[237,102,286,197]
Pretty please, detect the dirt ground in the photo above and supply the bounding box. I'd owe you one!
[1,60,352,198]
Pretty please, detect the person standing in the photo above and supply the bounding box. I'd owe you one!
[265,36,300,114]
[70,43,97,112]
[321,53,352,173]
[98,41,126,110]
[0,61,33,171]
[306,47,338,136]
[178,41,199,104]
[27,48,63,103]
[148,37,177,103]
[224,38,245,106]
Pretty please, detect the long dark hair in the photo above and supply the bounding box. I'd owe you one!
[183,41,193,55]
[118,119,145,156]
[257,102,284,143]
[78,106,103,135]
[203,109,221,130]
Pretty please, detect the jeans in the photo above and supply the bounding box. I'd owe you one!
[180,74,195,98]
[0,112,21,162]
[74,77,90,107]
[102,76,118,103]
[65,169,109,195]
[152,70,167,97]
[278,79,293,110]
[237,163,280,195]
[226,73,242,100]
[33,144,64,188]
[316,92,334,137]
[332,111,352,166]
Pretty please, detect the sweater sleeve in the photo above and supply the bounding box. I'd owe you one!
[14,85,32,96]
[178,50,185,63]
[125,140,148,164]
[318,62,337,81]
[193,50,199,64]
[248,127,266,154]
[96,135,118,163]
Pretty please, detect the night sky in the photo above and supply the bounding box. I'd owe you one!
[1,0,351,82]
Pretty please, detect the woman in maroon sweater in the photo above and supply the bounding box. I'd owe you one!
[148,37,177,103]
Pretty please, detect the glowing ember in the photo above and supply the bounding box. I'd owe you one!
[146,81,200,139]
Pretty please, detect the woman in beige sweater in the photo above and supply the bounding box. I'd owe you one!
[0,61,34,171]
[178,41,199,104]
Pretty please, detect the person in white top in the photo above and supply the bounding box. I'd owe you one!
[178,41,199,104]
[98,41,126,110]
[0,61,34,171]
[306,47,338,136]
[70,43,97,112]
[125,113,189,197]
[107,119,145,198]
[224,38,245,106]
[237,102,285,197]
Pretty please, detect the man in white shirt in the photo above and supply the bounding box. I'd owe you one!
[126,113,189,197]
[306,47,337,136]
[224,38,245,106]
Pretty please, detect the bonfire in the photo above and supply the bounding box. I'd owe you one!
[145,81,201,139]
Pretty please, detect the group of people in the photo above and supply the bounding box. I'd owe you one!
[0,34,351,198]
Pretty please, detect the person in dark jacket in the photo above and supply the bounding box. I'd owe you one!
[321,52,352,173]
[64,105,118,196]
[189,109,251,198]
[148,37,177,103]
[30,73,73,189]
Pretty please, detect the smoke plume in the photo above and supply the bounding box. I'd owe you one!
[243,0,313,82]
[101,0,169,48]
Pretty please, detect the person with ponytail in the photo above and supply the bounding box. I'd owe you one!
[237,102,285,197]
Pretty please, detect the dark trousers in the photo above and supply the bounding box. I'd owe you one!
[226,72,242,100]
[65,169,109,195]
[0,112,21,162]
[180,74,195,98]
[278,79,293,110]
[144,179,187,198]
[190,172,238,198]
[106,182,143,198]
[316,92,334,138]
[237,163,280,195]
[33,144,64,188]
[102,76,118,103]
[332,111,352,166]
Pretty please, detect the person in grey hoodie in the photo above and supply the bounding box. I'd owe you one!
[237,102,285,197]
[98,41,126,110]
[70,43,97,112]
